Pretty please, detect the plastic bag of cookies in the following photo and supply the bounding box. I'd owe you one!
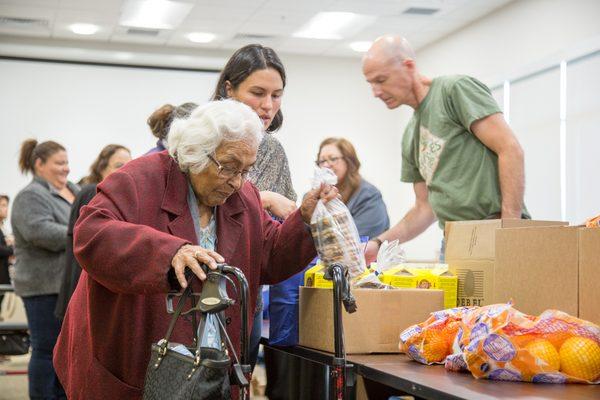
[309,167,366,280]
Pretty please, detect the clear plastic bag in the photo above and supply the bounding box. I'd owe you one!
[372,240,406,275]
[309,167,366,280]
[354,240,405,288]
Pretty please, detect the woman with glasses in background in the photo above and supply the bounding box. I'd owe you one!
[316,137,390,239]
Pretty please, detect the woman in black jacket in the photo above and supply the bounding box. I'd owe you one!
[54,144,131,319]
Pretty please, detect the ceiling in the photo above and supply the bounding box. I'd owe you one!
[0,0,514,58]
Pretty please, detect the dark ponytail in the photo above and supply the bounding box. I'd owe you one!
[18,139,66,175]
[19,139,38,174]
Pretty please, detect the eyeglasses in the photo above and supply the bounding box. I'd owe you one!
[316,156,344,167]
[208,154,249,181]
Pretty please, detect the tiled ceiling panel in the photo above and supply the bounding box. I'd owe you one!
[0,0,514,57]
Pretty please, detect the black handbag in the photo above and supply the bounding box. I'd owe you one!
[0,324,30,355]
[143,282,231,400]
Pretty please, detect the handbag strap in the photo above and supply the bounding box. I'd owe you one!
[162,278,194,345]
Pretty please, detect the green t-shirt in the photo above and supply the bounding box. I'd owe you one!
[401,75,528,228]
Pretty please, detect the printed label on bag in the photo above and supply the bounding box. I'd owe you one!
[408,344,426,364]
[532,373,567,384]
[488,368,521,381]
[483,334,516,362]
[466,323,488,351]
[400,325,422,343]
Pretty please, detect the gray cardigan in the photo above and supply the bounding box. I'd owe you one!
[346,179,390,240]
[11,176,79,297]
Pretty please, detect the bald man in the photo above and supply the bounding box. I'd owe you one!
[362,35,529,262]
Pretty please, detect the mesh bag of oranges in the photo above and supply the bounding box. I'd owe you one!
[459,303,600,383]
[399,307,471,365]
[400,303,600,383]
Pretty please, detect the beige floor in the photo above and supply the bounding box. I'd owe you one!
[0,354,29,400]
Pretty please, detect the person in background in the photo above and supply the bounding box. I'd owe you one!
[362,35,528,263]
[145,102,198,154]
[11,139,79,399]
[54,144,131,320]
[316,137,390,239]
[210,44,297,374]
[0,194,14,310]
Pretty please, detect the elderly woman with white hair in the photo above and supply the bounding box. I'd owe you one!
[53,99,337,400]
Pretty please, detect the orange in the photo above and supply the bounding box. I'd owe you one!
[545,331,571,350]
[525,339,560,371]
[559,337,600,381]
[442,321,461,349]
[421,330,449,363]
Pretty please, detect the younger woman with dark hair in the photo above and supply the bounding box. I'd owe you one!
[210,44,297,380]
[55,144,131,319]
[11,138,79,399]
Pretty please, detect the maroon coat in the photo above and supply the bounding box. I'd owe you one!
[53,151,315,399]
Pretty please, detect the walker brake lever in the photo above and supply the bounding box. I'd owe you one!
[166,263,235,314]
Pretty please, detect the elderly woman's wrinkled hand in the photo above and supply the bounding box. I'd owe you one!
[171,244,224,288]
[300,183,339,224]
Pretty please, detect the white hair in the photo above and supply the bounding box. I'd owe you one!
[168,99,264,174]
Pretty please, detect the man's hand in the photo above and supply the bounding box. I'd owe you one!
[364,240,380,265]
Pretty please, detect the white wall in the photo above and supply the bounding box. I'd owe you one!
[0,58,219,201]
[416,0,600,83]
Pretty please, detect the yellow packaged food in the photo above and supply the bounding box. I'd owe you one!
[303,262,332,289]
[380,263,458,309]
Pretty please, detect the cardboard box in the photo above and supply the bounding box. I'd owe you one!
[579,228,600,324]
[494,226,579,316]
[299,287,444,354]
[379,263,457,309]
[494,226,600,324]
[445,219,567,308]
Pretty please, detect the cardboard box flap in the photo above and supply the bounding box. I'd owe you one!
[445,219,568,261]
[386,266,413,276]
[405,263,450,276]
[384,263,450,276]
